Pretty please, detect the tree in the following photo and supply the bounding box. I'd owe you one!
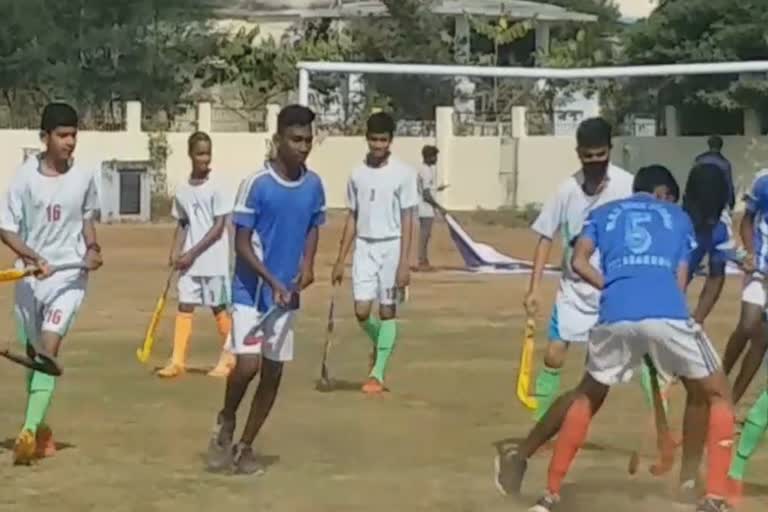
[620,0,768,134]
[0,0,217,129]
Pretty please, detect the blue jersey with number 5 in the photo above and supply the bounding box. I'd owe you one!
[580,193,697,324]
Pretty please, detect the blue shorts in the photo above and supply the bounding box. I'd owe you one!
[687,219,733,282]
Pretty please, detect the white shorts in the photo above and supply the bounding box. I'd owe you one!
[587,319,721,386]
[548,293,598,343]
[352,237,401,305]
[15,269,87,342]
[177,274,230,306]
[741,273,766,307]
[230,304,295,362]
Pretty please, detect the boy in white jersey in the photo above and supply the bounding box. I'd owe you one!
[0,103,103,465]
[523,118,636,422]
[157,132,234,379]
[331,112,419,395]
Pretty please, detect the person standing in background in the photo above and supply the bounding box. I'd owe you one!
[416,145,447,271]
[695,135,735,212]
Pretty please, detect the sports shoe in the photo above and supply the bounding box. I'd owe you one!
[156,363,185,378]
[362,377,384,395]
[529,493,560,512]
[206,413,235,472]
[13,429,36,466]
[696,497,731,512]
[208,351,235,378]
[35,424,56,458]
[494,450,527,496]
[232,443,265,475]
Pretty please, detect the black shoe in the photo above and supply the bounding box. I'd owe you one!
[494,451,527,496]
[232,443,265,475]
[696,497,731,512]
[528,493,560,512]
[206,413,235,472]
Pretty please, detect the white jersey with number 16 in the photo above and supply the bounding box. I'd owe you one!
[0,157,100,266]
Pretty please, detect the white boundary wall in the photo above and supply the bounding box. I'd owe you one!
[3,100,768,211]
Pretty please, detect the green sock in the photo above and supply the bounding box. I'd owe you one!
[22,370,56,434]
[370,320,397,382]
[533,366,561,422]
[640,361,669,414]
[729,390,768,480]
[360,317,382,345]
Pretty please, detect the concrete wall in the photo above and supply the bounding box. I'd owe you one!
[5,102,768,212]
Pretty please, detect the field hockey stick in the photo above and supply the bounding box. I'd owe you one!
[516,317,539,411]
[0,260,88,284]
[1,261,90,376]
[316,286,339,392]
[136,269,175,364]
[630,354,676,476]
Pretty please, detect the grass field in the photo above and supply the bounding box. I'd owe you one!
[0,212,766,512]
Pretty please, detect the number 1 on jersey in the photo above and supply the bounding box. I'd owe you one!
[46,204,61,222]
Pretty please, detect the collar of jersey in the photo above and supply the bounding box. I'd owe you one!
[36,153,73,176]
[265,161,307,188]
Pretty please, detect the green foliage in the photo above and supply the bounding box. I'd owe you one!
[0,0,216,128]
[620,0,768,132]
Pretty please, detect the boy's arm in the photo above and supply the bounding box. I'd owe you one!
[397,206,415,283]
[178,215,226,266]
[524,194,561,315]
[168,221,186,267]
[571,236,604,290]
[332,210,356,284]
[0,180,46,268]
[81,218,103,270]
[298,226,319,290]
[234,226,290,305]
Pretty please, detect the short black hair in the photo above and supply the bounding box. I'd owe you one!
[277,104,315,134]
[708,135,724,151]
[367,112,396,137]
[576,117,612,148]
[422,145,438,158]
[40,102,78,133]
[188,131,211,152]
[684,163,729,233]
[634,164,679,200]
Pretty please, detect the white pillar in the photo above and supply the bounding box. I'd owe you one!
[453,16,474,115]
[435,106,455,208]
[298,68,310,106]
[744,109,761,136]
[266,104,280,134]
[125,101,142,133]
[664,106,680,136]
[534,21,551,65]
[197,102,212,133]
[511,106,528,138]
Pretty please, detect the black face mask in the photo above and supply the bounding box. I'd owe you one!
[582,160,609,177]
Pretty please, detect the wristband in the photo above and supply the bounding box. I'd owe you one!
[86,242,101,253]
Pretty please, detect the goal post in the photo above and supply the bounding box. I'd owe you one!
[296,60,768,107]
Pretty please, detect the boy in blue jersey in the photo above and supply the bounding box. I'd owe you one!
[511,166,736,512]
[205,105,326,475]
[721,169,768,406]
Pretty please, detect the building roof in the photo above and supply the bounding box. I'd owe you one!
[213,0,597,23]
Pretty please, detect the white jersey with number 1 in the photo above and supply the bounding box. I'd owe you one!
[346,156,419,305]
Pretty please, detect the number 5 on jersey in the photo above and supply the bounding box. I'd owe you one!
[46,204,61,222]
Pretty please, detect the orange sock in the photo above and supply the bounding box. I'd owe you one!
[214,311,232,346]
[547,396,592,495]
[171,312,194,366]
[705,401,735,499]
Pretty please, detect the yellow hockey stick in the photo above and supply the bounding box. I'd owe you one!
[516,317,539,411]
[136,270,174,364]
